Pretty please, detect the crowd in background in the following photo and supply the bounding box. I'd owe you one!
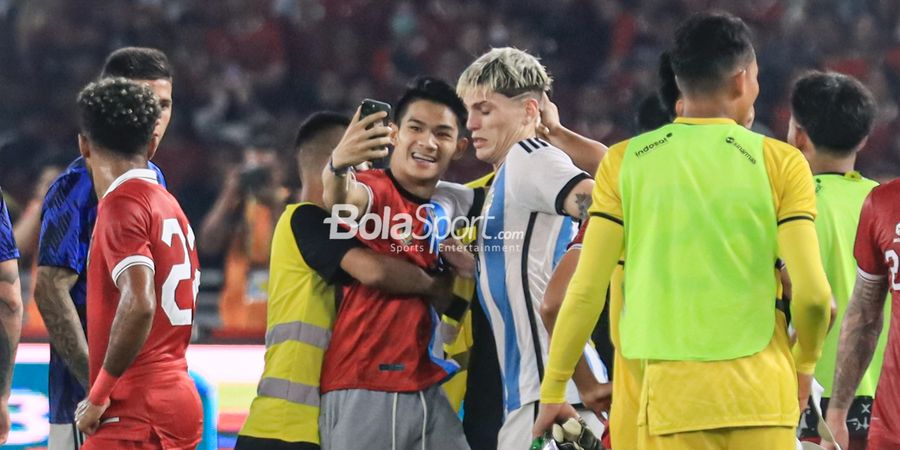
[2,0,900,338]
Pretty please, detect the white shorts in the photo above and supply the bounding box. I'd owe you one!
[496,401,605,450]
[49,423,86,450]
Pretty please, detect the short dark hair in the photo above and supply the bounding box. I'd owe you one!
[636,94,672,133]
[395,77,468,134]
[295,111,351,150]
[77,78,161,156]
[100,47,172,80]
[791,71,876,154]
[658,51,680,118]
[670,12,755,95]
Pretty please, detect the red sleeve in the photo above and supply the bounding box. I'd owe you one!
[96,191,154,284]
[568,218,589,250]
[355,170,395,215]
[854,190,886,278]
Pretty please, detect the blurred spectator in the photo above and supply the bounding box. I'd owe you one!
[199,141,289,334]
[12,166,61,265]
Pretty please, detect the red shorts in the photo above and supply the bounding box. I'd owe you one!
[86,370,202,449]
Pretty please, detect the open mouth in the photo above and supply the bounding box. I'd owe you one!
[472,138,487,148]
[411,152,437,163]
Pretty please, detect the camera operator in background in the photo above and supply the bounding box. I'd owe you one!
[200,139,289,334]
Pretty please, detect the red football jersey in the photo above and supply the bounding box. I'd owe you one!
[854,179,900,448]
[321,169,455,394]
[86,169,201,444]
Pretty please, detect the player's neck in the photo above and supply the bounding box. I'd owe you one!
[493,127,536,171]
[808,149,857,175]
[391,168,437,200]
[91,155,149,199]
[300,182,324,208]
[680,97,743,123]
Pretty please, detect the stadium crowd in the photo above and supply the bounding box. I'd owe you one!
[3,0,900,206]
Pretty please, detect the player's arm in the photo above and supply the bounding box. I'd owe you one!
[772,143,831,408]
[322,109,391,220]
[560,179,595,221]
[292,205,459,313]
[34,266,89,387]
[540,245,611,415]
[98,266,156,379]
[0,258,22,443]
[824,272,888,446]
[538,93,608,175]
[33,177,91,387]
[535,145,625,436]
[78,264,157,436]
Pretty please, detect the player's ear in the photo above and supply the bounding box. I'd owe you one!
[787,117,807,150]
[523,97,540,126]
[453,136,469,161]
[731,68,748,99]
[390,121,400,147]
[78,134,91,159]
[146,134,160,160]
[855,135,870,154]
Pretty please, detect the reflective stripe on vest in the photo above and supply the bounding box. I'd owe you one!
[265,320,331,349]
[257,377,320,407]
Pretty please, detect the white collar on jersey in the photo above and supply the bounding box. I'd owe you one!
[103,168,158,198]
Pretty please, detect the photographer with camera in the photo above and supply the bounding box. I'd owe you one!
[200,141,289,334]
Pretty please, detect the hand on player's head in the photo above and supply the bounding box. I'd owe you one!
[537,92,560,138]
[330,107,391,170]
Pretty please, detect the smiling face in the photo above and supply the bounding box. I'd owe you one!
[390,99,466,188]
[462,90,536,167]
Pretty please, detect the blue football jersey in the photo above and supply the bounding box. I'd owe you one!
[37,156,166,423]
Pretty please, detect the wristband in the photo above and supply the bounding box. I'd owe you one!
[88,368,119,405]
[329,158,351,175]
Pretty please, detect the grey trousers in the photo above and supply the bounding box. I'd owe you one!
[319,385,470,450]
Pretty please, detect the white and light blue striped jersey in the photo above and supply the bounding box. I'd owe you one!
[475,138,606,413]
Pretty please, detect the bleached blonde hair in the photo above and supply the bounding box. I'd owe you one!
[456,47,552,100]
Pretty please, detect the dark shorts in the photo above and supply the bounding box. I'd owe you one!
[234,435,320,450]
[799,396,874,438]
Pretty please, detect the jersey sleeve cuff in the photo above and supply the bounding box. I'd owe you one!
[111,255,155,285]
[589,211,623,226]
[360,181,375,217]
[777,215,814,226]
[540,368,573,404]
[0,249,19,263]
[857,266,886,282]
[554,172,592,216]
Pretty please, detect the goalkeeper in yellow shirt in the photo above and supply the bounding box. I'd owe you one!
[534,12,832,450]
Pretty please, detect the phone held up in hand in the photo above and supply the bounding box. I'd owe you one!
[360,98,392,169]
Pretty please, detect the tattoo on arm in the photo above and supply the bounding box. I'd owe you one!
[575,193,592,221]
[830,274,888,409]
[34,266,89,387]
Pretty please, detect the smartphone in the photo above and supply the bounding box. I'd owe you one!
[360,99,392,169]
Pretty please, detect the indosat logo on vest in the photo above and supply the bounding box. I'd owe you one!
[324,203,521,253]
